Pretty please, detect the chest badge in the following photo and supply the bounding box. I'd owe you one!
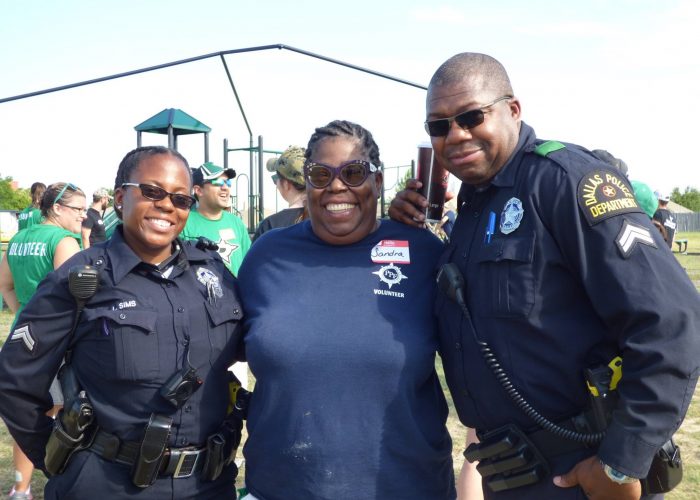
[196,267,224,301]
[500,197,524,235]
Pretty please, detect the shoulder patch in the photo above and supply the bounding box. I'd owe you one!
[8,323,36,353]
[616,219,657,258]
[577,170,643,226]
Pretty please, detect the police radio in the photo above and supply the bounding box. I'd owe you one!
[437,262,682,494]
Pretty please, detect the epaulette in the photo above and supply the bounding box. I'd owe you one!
[533,140,566,157]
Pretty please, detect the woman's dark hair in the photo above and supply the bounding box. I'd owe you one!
[30,182,46,207]
[40,182,86,217]
[113,146,191,218]
[305,120,381,166]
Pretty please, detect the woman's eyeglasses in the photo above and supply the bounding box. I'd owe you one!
[304,160,378,189]
[58,204,87,215]
[424,95,512,137]
[121,183,196,210]
[54,183,78,204]
[207,177,232,188]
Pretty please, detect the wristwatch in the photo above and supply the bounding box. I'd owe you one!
[600,461,637,484]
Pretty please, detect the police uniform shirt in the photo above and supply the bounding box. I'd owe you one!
[436,122,700,480]
[0,226,243,469]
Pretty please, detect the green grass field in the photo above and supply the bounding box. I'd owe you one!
[1,232,699,498]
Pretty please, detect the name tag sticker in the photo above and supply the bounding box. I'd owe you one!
[371,240,410,264]
[219,228,235,240]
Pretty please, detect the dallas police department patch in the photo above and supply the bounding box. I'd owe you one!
[196,267,224,300]
[616,219,657,258]
[372,264,408,298]
[577,170,642,226]
[9,323,36,353]
[500,197,524,235]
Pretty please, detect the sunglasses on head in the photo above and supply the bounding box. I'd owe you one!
[424,95,512,137]
[304,160,378,189]
[207,177,232,187]
[121,183,196,210]
[54,182,78,204]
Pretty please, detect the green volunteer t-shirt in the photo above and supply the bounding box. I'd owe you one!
[180,210,251,276]
[17,206,43,230]
[5,223,81,324]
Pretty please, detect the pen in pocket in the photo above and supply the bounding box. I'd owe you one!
[485,211,496,244]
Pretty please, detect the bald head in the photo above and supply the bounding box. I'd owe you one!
[429,53,513,97]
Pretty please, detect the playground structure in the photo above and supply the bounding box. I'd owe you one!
[1,44,425,232]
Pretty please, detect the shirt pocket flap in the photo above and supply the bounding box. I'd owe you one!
[83,307,157,333]
[475,234,534,263]
[204,300,243,327]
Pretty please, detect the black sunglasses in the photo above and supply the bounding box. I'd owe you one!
[121,183,196,210]
[424,95,512,137]
[304,160,378,189]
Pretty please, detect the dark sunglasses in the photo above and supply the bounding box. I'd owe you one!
[304,160,378,189]
[424,95,512,137]
[121,183,196,210]
[207,177,232,187]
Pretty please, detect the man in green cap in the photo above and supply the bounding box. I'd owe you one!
[180,161,251,276]
[253,146,307,241]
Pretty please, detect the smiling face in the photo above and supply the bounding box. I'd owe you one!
[193,174,231,212]
[427,77,521,187]
[114,153,191,264]
[53,194,87,233]
[306,136,382,245]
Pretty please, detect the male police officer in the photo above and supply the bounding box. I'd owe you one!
[390,53,700,499]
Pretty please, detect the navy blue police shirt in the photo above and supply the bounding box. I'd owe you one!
[0,227,243,469]
[436,122,700,479]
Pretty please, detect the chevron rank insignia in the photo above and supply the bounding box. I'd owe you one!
[8,323,36,353]
[616,219,657,258]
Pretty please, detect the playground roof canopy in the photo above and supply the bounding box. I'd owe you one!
[134,108,211,135]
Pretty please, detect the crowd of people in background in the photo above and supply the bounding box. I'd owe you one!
[0,51,698,500]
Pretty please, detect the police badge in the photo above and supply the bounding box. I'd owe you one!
[500,197,524,235]
[196,267,224,303]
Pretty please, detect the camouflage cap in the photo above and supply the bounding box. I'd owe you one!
[266,146,306,187]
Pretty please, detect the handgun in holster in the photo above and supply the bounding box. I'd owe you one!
[131,413,173,488]
[44,364,95,476]
[464,424,550,492]
[585,356,683,494]
[202,375,251,482]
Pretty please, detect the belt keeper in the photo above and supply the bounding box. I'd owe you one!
[100,433,121,462]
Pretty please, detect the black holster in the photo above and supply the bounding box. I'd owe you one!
[44,365,94,476]
[201,387,249,481]
[131,414,172,488]
[641,438,683,495]
[465,424,550,492]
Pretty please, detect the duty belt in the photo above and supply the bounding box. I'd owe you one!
[90,429,206,478]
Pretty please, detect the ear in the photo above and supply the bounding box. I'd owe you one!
[508,97,522,119]
[373,170,383,197]
[113,188,125,218]
[193,184,204,198]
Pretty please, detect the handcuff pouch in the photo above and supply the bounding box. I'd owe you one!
[131,413,172,488]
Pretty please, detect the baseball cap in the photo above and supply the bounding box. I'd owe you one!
[93,188,113,200]
[631,180,658,218]
[654,190,671,202]
[192,162,236,186]
[266,146,305,187]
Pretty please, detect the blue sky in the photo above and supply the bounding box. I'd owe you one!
[1,0,698,212]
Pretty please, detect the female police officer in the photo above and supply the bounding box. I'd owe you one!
[0,146,244,499]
